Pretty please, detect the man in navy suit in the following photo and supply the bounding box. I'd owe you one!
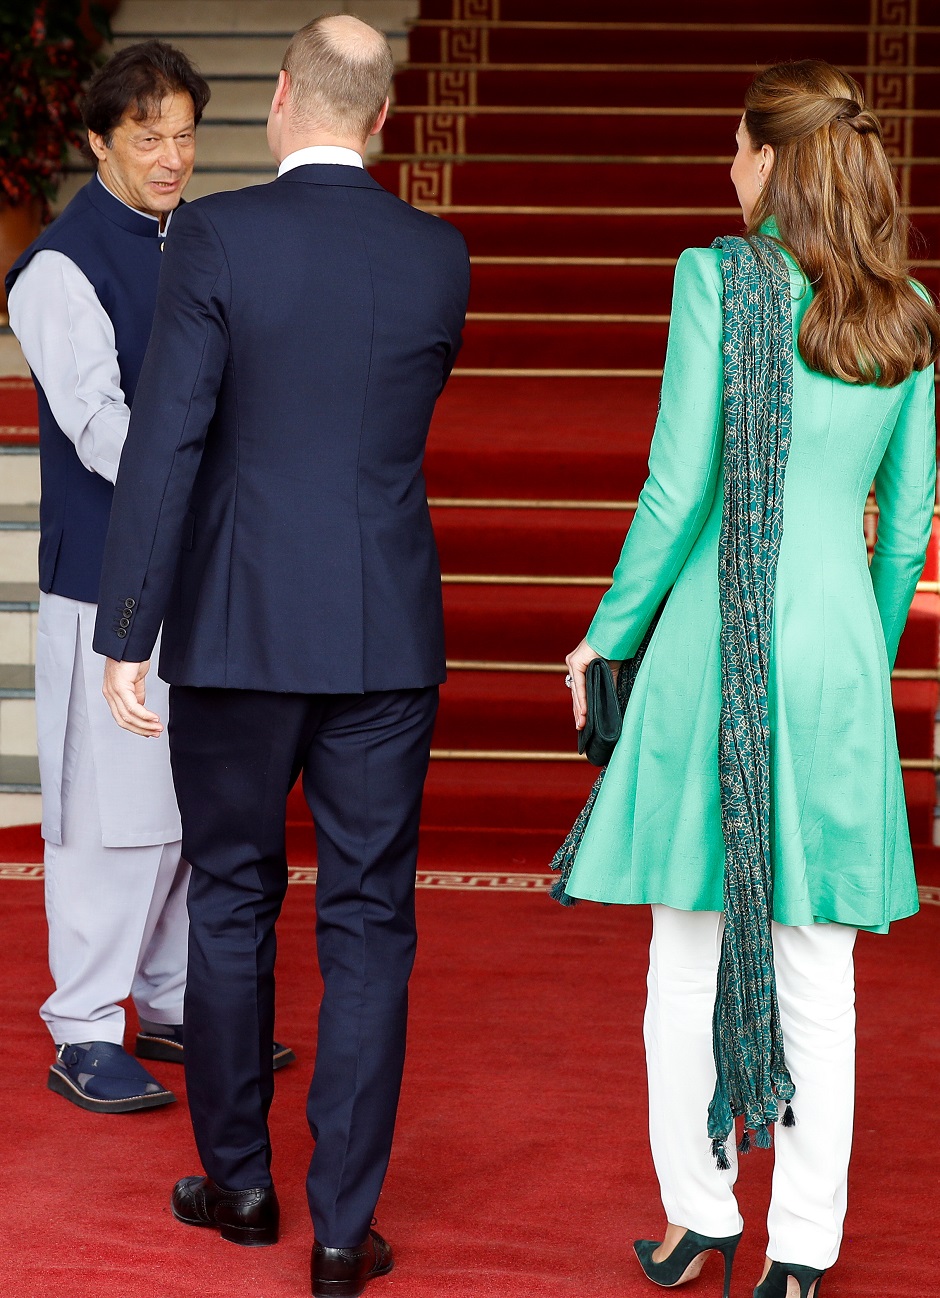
[94,15,469,1296]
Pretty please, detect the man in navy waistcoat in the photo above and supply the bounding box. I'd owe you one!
[4,42,293,1114]
[94,15,469,1296]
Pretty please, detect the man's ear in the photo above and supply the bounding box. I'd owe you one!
[370,97,390,138]
[272,68,290,117]
[87,129,110,163]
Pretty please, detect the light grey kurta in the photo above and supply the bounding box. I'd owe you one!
[10,224,187,1041]
[36,593,181,847]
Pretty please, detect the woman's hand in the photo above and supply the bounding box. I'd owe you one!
[565,638,604,731]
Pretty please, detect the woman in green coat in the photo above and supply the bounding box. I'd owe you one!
[561,61,939,1298]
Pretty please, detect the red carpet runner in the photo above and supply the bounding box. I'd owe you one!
[1,863,938,1298]
[2,3,939,866]
[365,0,940,872]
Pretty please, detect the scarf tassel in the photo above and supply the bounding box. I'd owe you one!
[712,1138,732,1172]
[782,1103,796,1128]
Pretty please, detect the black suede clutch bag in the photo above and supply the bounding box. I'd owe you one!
[578,657,622,766]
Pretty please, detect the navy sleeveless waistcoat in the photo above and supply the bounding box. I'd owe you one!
[5,178,165,603]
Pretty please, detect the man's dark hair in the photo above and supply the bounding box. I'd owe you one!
[82,39,211,148]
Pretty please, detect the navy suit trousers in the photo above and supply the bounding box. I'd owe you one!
[168,684,439,1246]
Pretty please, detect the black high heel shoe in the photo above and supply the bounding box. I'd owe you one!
[754,1260,825,1298]
[634,1229,742,1297]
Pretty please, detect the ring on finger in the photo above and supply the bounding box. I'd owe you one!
[565,673,574,688]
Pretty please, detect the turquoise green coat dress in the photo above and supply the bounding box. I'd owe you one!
[564,241,936,932]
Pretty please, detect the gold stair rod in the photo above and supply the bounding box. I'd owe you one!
[428,498,940,516]
[429,749,940,770]
[441,574,940,592]
[445,660,940,681]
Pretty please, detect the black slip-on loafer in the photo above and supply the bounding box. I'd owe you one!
[171,1175,280,1247]
[48,1042,175,1114]
[136,1025,296,1070]
[312,1229,394,1297]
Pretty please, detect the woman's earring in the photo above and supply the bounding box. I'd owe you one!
[758,177,764,190]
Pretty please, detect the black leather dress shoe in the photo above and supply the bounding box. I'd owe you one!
[311,1229,393,1297]
[136,1023,296,1070]
[171,1175,279,1246]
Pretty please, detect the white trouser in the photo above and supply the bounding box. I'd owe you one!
[38,597,189,1046]
[645,905,857,1271]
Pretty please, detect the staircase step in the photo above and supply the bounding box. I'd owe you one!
[0,664,34,697]
[433,506,631,576]
[395,63,938,109]
[176,171,278,200]
[386,107,940,167]
[0,584,39,611]
[469,263,675,315]
[203,79,278,122]
[0,506,39,526]
[457,318,667,372]
[287,755,938,844]
[111,34,287,76]
[0,447,40,506]
[0,378,37,427]
[0,506,39,585]
[110,29,410,74]
[903,769,937,845]
[434,669,939,761]
[113,1,418,35]
[439,212,734,260]
[0,754,39,794]
[287,756,598,834]
[0,607,37,667]
[383,105,744,158]
[408,22,874,67]
[420,0,873,20]
[428,375,660,499]
[396,67,761,109]
[0,697,35,758]
[0,664,37,760]
[441,583,940,672]
[371,157,940,212]
[0,541,37,590]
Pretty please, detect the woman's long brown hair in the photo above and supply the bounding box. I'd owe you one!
[745,60,940,386]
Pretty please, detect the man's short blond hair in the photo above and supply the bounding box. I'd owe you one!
[282,14,393,140]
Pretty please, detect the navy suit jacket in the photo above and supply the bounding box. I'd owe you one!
[93,164,469,692]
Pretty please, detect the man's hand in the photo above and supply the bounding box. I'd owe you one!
[102,658,163,737]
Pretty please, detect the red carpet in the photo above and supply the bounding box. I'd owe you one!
[1,866,938,1298]
[369,0,940,872]
[3,7,940,1296]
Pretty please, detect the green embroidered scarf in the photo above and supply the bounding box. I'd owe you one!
[550,233,797,1162]
[708,232,796,1165]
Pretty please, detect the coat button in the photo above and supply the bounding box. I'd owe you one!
[116,629,127,638]
[120,617,130,628]
[124,598,136,608]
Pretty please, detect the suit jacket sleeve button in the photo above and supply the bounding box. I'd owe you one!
[124,598,136,608]
[116,629,127,638]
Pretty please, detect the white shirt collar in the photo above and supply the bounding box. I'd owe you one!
[96,173,173,235]
[278,146,364,176]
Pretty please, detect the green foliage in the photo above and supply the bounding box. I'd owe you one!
[0,2,112,217]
